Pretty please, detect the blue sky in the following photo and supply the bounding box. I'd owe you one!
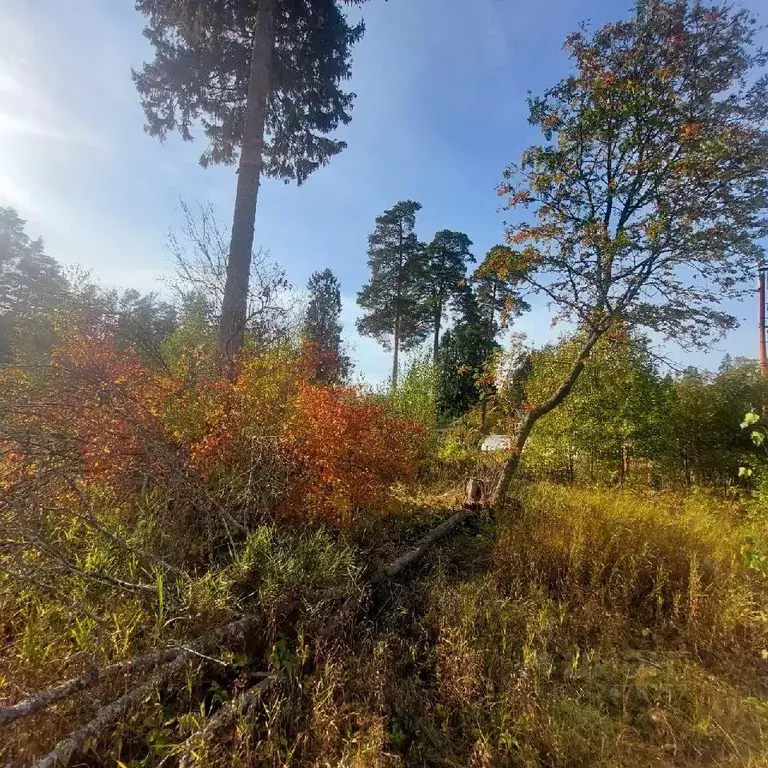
[1,0,765,382]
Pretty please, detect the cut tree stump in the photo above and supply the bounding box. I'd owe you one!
[465,477,485,508]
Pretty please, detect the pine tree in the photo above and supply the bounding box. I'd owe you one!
[0,207,67,362]
[113,289,179,366]
[356,201,428,389]
[423,230,474,360]
[303,268,350,384]
[133,0,370,364]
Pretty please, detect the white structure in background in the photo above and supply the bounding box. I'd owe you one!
[480,434,511,452]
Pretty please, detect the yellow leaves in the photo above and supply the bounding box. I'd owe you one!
[644,218,665,241]
[600,71,616,86]
[509,230,533,246]
[542,114,560,130]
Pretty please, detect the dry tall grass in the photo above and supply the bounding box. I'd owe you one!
[216,485,768,767]
[4,484,768,766]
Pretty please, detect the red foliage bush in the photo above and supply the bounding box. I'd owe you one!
[1,335,425,529]
[1,335,184,496]
[284,382,423,523]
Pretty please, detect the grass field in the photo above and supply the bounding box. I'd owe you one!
[3,484,768,766]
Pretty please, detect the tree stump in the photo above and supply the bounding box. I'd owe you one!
[464,477,485,509]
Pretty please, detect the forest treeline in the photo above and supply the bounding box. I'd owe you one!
[2,201,766,494]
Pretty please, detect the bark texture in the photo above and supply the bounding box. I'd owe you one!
[384,511,470,578]
[218,0,277,365]
[4,617,258,729]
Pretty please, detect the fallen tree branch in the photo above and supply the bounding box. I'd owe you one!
[21,533,156,595]
[32,616,259,768]
[33,652,192,768]
[20,510,474,765]
[1,616,259,728]
[383,510,471,578]
[158,675,275,768]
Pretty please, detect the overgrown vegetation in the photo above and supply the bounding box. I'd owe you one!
[3,0,768,765]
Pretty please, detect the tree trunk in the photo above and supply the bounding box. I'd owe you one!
[759,265,767,378]
[489,330,602,508]
[432,304,442,361]
[488,281,497,341]
[218,0,277,370]
[392,222,404,390]
[392,314,400,390]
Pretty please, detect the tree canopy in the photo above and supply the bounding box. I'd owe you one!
[423,230,474,359]
[134,0,371,362]
[303,268,350,384]
[133,0,366,180]
[356,200,428,388]
[473,244,530,341]
[437,285,499,418]
[488,0,768,505]
[0,207,67,363]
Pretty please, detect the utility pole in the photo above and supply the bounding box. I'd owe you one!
[759,264,767,378]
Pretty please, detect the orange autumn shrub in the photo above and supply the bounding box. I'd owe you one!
[0,334,185,497]
[1,334,428,540]
[284,382,424,524]
[178,347,300,477]
[0,335,205,568]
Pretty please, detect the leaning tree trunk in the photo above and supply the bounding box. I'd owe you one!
[218,0,277,370]
[489,330,603,508]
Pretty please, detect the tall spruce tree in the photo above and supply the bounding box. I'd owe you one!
[133,0,370,365]
[356,200,428,389]
[437,285,499,418]
[303,268,349,384]
[424,230,474,360]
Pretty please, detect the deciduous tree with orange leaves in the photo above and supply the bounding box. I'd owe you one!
[488,0,768,507]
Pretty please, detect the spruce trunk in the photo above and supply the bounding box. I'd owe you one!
[218,0,277,369]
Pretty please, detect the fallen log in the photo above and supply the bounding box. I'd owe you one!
[34,653,192,768]
[2,616,259,728]
[384,510,471,578]
[32,616,259,768]
[20,509,476,764]
[165,675,275,768]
